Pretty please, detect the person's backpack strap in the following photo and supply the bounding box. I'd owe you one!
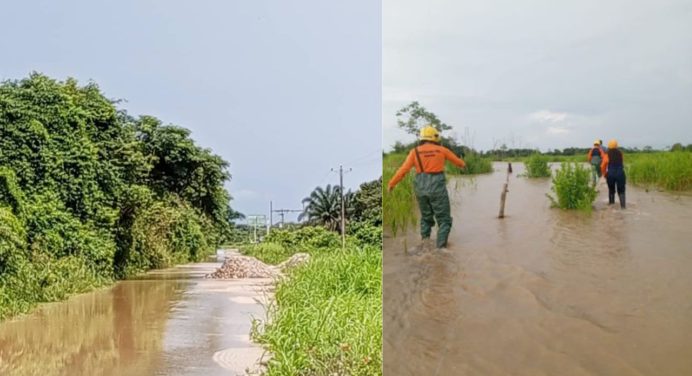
[414,147,425,173]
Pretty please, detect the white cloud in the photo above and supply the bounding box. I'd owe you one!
[530,110,568,123]
[546,126,570,135]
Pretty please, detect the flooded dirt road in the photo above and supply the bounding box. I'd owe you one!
[384,163,692,376]
[0,253,271,376]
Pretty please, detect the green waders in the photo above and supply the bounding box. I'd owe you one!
[414,172,452,248]
[590,155,602,186]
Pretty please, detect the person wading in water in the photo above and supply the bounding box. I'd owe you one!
[587,140,606,186]
[601,139,627,209]
[387,125,466,250]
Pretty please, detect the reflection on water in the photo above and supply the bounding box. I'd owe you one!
[385,163,692,375]
[0,278,186,376]
[0,262,268,376]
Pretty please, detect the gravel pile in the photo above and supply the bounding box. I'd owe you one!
[277,253,311,270]
[207,255,277,279]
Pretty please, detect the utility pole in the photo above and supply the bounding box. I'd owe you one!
[272,208,302,228]
[331,165,352,248]
[246,215,267,243]
[269,201,272,234]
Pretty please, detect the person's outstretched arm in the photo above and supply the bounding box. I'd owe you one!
[443,148,466,169]
[387,151,415,191]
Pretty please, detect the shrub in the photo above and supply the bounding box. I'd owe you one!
[525,154,551,178]
[547,162,597,210]
[265,226,341,251]
[348,221,382,248]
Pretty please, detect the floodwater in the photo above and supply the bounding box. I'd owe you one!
[0,255,271,376]
[384,163,692,376]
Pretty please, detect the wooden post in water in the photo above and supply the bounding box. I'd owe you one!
[498,162,512,218]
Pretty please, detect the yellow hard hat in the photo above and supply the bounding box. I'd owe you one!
[593,139,600,146]
[419,125,440,142]
[608,139,618,149]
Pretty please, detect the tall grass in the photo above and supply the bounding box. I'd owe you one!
[250,245,382,376]
[547,162,597,210]
[627,151,692,191]
[383,153,417,235]
[524,154,551,178]
[445,152,493,175]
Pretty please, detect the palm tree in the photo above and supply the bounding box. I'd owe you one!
[299,184,353,232]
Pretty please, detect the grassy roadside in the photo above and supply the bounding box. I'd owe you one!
[240,227,382,376]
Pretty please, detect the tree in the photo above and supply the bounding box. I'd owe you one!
[299,184,353,232]
[396,101,452,136]
[352,178,382,226]
[671,143,684,152]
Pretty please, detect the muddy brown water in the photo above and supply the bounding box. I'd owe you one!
[0,258,270,376]
[384,162,692,376]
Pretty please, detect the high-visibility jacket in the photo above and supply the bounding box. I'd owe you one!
[587,146,605,163]
[388,143,466,189]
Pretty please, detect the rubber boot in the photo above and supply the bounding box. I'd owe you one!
[618,193,626,209]
[608,193,615,205]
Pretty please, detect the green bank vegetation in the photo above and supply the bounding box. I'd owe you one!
[627,152,692,191]
[241,181,382,376]
[0,74,238,320]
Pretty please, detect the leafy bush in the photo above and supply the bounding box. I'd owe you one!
[525,154,551,178]
[0,73,235,319]
[547,163,597,210]
[264,226,341,251]
[348,221,382,248]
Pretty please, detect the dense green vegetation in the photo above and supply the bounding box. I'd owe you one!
[383,153,416,235]
[242,224,381,375]
[524,154,552,178]
[547,163,598,210]
[0,74,235,319]
[627,152,692,191]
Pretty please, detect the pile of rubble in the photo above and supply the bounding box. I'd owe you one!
[206,252,313,280]
[206,255,277,279]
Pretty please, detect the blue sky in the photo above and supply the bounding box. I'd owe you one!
[384,0,692,151]
[1,0,381,222]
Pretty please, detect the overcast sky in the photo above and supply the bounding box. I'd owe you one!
[384,0,692,152]
[1,0,381,221]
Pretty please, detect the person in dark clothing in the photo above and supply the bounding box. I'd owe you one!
[601,139,626,208]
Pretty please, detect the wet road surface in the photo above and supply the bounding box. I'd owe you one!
[0,254,271,376]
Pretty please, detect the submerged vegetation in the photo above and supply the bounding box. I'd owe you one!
[0,74,235,319]
[547,163,598,210]
[383,153,417,235]
[524,154,552,178]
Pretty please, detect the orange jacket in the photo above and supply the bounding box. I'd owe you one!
[388,143,466,189]
[587,146,605,162]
